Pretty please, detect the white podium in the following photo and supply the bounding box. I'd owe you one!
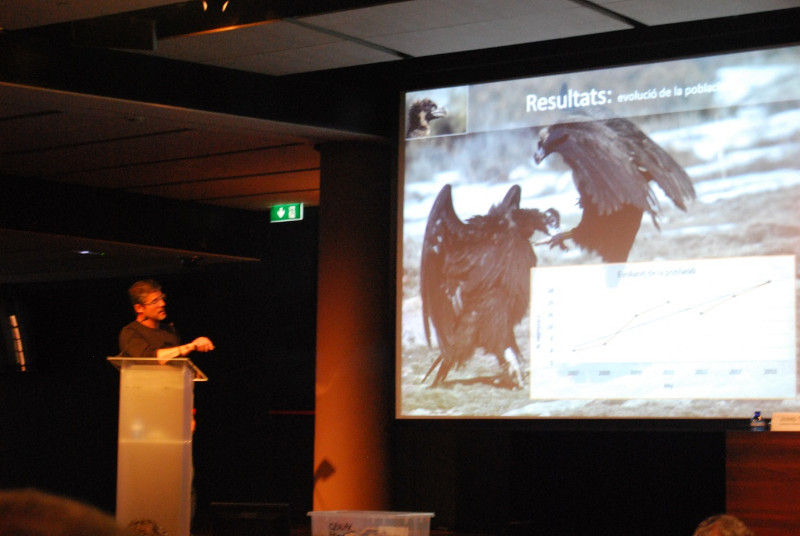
[108,357,207,536]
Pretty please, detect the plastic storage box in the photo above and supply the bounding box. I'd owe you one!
[308,511,434,536]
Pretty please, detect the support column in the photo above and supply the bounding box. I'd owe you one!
[313,141,393,510]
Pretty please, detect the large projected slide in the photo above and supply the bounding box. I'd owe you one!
[397,44,800,419]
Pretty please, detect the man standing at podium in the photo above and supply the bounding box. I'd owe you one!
[119,279,214,364]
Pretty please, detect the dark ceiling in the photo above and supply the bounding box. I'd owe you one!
[1,0,799,281]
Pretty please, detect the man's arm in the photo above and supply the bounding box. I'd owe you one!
[156,337,215,365]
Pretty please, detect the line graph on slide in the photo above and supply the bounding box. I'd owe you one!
[571,279,773,353]
[528,256,796,399]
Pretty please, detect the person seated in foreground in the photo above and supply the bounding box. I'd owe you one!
[693,514,755,536]
[0,488,132,536]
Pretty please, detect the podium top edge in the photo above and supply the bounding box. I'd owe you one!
[106,356,208,381]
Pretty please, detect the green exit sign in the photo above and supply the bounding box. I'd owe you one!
[270,203,304,223]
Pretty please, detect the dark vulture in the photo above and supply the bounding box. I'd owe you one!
[534,110,695,262]
[407,98,447,138]
[420,184,559,388]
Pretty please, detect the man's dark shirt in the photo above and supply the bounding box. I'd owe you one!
[119,321,180,357]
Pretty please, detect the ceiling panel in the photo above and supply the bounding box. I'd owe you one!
[44,143,320,192]
[6,132,315,182]
[128,168,321,206]
[597,0,800,25]
[302,0,631,57]
[0,82,356,210]
[304,0,575,37]
[0,229,258,283]
[146,19,339,63]
[370,9,628,56]
[0,0,181,31]
[208,36,402,76]
[0,111,179,155]
[205,188,321,211]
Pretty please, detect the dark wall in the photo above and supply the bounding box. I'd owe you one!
[0,205,319,525]
[392,424,726,536]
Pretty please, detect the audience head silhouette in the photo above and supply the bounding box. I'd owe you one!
[693,514,755,536]
[0,488,132,535]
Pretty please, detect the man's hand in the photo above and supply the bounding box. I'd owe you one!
[157,336,215,364]
[191,337,215,352]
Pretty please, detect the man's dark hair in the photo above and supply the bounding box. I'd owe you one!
[128,280,161,307]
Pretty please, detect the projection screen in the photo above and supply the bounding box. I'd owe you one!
[397,43,800,420]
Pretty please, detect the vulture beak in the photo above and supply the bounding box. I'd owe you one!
[430,107,448,120]
[544,208,560,233]
[534,144,546,165]
[534,126,551,165]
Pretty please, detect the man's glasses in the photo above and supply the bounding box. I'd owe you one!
[143,294,166,306]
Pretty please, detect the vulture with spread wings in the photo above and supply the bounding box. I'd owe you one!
[534,110,696,262]
[420,184,559,388]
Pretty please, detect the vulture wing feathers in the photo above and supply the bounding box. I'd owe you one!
[535,110,695,262]
[420,184,559,388]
